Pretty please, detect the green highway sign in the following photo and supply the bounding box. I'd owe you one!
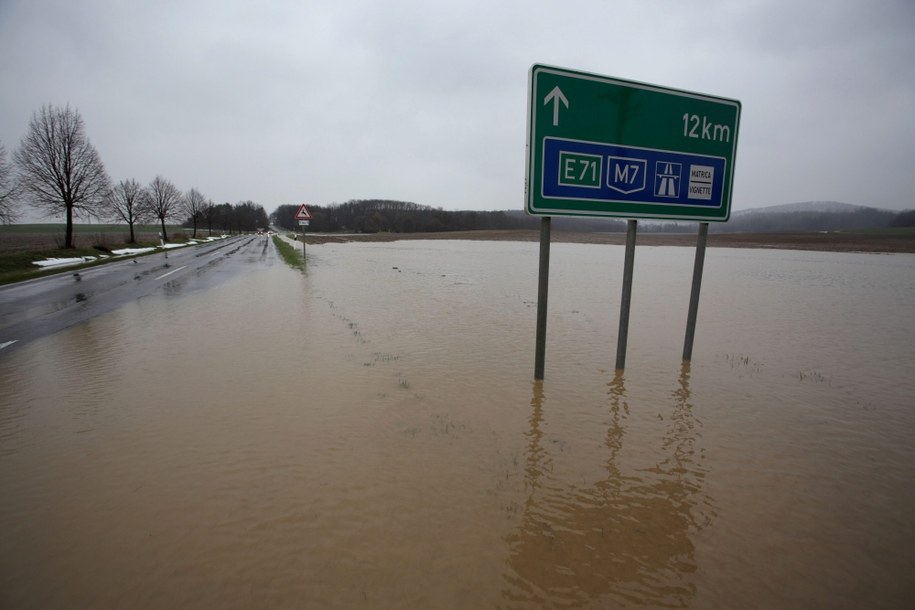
[526,64,741,221]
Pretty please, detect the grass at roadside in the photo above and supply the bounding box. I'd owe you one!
[272,235,305,271]
[0,223,191,285]
[0,247,129,285]
[0,223,189,254]
[0,243,171,286]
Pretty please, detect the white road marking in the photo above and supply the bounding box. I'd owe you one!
[0,340,18,350]
[153,266,188,281]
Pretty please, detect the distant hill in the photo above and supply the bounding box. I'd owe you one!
[716,201,898,233]
[733,201,870,216]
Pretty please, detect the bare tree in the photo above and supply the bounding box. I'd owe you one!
[14,105,110,248]
[203,199,217,236]
[106,178,148,243]
[183,187,206,239]
[0,142,20,224]
[147,176,182,242]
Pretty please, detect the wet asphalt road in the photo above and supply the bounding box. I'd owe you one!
[0,235,272,357]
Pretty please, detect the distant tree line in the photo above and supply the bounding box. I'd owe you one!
[711,207,906,233]
[185,201,269,235]
[272,200,527,233]
[271,200,638,234]
[271,199,915,236]
[890,209,915,227]
[0,103,267,247]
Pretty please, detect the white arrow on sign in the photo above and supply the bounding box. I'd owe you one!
[543,86,568,127]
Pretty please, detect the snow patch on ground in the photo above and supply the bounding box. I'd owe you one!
[32,256,99,268]
[111,247,156,256]
[31,235,231,269]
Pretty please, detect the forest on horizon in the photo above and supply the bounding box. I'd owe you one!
[271,200,915,235]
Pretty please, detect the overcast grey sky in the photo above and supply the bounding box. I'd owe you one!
[1,0,913,215]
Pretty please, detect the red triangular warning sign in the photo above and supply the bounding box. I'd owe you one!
[294,204,312,220]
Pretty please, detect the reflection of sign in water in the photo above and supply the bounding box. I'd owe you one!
[502,367,709,607]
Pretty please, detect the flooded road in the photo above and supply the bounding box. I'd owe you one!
[1,238,914,608]
[0,235,255,355]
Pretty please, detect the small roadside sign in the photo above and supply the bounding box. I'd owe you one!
[298,220,310,226]
[294,204,312,221]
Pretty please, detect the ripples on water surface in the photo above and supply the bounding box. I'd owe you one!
[1,239,914,608]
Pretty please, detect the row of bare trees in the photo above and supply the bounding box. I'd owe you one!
[0,104,244,248]
[108,176,209,243]
[0,142,18,226]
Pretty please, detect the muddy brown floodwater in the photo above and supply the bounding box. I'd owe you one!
[1,238,914,609]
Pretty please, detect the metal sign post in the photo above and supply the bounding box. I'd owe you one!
[682,223,709,360]
[534,217,551,380]
[295,205,312,260]
[615,220,638,370]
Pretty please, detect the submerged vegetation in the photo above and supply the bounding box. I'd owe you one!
[272,235,305,271]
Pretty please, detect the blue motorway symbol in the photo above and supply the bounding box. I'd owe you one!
[541,137,727,209]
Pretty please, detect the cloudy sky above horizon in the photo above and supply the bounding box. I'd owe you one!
[1,0,913,216]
